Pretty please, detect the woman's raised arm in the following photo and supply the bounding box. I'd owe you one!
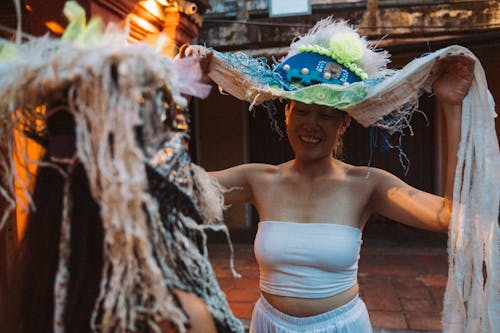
[370,54,475,233]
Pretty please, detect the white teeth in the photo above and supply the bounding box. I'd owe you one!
[300,136,320,144]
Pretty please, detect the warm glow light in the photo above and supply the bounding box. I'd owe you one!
[14,107,45,241]
[145,31,177,57]
[155,0,169,6]
[142,0,164,18]
[129,14,159,33]
[25,4,32,12]
[45,21,65,35]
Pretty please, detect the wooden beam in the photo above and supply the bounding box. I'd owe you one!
[199,0,500,49]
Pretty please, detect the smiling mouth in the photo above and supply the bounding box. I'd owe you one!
[299,136,321,144]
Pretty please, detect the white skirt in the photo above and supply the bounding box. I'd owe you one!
[249,295,372,333]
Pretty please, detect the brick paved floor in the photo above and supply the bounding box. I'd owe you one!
[208,243,447,332]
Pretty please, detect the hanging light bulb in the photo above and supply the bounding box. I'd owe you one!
[142,0,164,19]
[183,2,198,15]
[129,13,159,33]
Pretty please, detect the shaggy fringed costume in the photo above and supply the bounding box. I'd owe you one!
[0,2,243,333]
[203,17,500,333]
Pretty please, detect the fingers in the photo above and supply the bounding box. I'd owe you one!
[178,43,189,58]
[430,52,475,105]
[177,45,213,80]
[436,54,475,73]
[184,45,212,59]
[429,53,475,82]
[199,53,212,74]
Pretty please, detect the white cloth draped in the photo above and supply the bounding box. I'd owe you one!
[348,45,500,333]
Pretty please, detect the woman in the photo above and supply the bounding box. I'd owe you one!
[187,19,477,332]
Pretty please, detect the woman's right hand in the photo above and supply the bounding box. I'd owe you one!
[431,54,475,107]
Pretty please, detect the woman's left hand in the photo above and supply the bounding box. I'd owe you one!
[183,45,213,83]
[431,54,475,106]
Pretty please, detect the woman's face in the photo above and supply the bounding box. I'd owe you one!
[286,101,348,162]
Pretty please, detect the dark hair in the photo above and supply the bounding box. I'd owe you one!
[334,112,351,160]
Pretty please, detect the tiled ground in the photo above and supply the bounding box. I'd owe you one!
[208,243,447,332]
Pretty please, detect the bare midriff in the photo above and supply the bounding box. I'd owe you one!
[261,283,359,317]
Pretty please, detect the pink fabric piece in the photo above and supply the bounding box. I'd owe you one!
[173,56,212,99]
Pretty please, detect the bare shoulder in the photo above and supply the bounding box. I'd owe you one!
[245,162,280,173]
[245,162,282,183]
[223,162,279,180]
[210,162,276,180]
[353,165,422,208]
[345,164,400,183]
[210,163,280,204]
[341,164,405,197]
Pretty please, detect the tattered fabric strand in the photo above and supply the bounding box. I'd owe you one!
[0,33,244,332]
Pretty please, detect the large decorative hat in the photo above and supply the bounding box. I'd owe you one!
[271,19,390,109]
[207,18,386,108]
[206,16,475,132]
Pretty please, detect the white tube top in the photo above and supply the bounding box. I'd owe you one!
[254,221,362,299]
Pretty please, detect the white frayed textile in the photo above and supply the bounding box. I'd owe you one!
[443,56,499,333]
[0,36,244,332]
[191,163,227,225]
[346,45,500,333]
